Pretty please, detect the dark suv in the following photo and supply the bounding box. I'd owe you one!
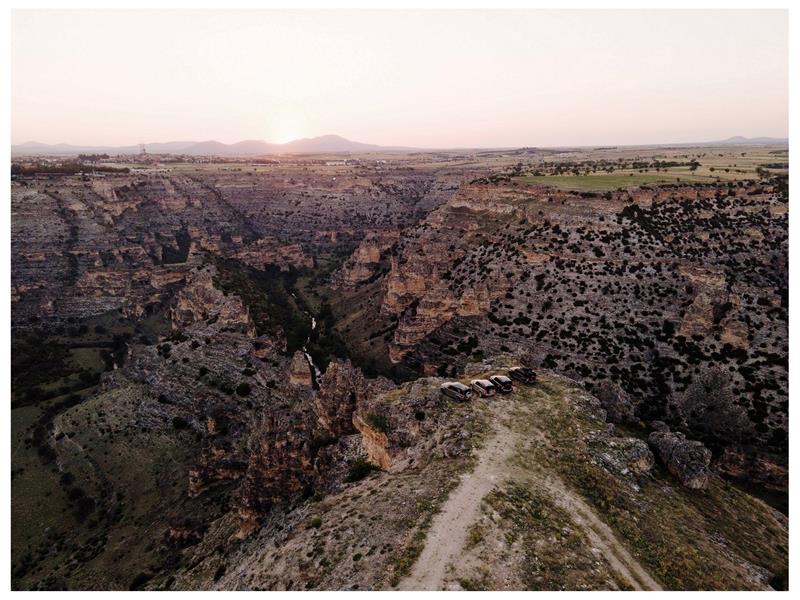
[440,381,473,402]
[489,375,513,393]
[508,367,537,385]
[470,379,496,398]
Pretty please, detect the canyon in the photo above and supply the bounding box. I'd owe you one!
[11,145,788,590]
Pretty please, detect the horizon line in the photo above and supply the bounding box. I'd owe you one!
[11,133,791,154]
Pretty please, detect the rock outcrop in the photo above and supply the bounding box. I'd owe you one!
[237,409,315,537]
[715,446,789,494]
[375,186,522,363]
[235,360,393,536]
[164,518,208,549]
[352,376,462,472]
[188,440,248,497]
[314,360,369,436]
[352,413,393,470]
[288,351,313,387]
[334,230,399,287]
[586,425,654,477]
[170,264,256,337]
[648,430,712,489]
[594,381,639,425]
[232,239,313,272]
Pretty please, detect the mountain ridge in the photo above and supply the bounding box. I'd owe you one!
[11,134,418,156]
[11,134,787,156]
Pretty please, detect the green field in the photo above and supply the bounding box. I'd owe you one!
[515,172,711,191]
[510,144,787,191]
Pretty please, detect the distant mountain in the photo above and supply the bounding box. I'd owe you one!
[280,134,388,154]
[12,134,787,157]
[709,136,788,146]
[11,135,416,156]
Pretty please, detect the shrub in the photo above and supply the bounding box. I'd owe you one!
[129,572,152,591]
[235,382,252,397]
[346,457,378,482]
[364,412,389,433]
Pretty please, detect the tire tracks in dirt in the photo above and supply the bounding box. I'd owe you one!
[397,396,662,591]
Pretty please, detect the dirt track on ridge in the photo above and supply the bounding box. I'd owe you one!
[397,397,662,591]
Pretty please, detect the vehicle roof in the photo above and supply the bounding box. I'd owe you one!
[471,379,493,385]
[446,382,470,391]
[491,375,511,381]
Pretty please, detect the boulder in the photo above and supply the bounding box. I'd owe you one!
[650,420,670,433]
[648,430,712,489]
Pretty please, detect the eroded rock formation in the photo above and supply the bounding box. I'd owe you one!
[648,429,712,489]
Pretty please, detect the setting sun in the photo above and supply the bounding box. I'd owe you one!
[270,126,303,144]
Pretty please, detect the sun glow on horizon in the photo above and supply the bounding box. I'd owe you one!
[263,106,308,144]
[11,10,788,147]
[270,126,304,144]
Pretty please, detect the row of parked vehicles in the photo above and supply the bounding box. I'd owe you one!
[440,366,537,401]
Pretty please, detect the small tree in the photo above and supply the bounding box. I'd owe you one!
[675,367,752,445]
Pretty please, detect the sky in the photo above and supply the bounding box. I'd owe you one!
[11,9,789,148]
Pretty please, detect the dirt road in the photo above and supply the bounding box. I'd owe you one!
[396,402,517,590]
[396,397,662,591]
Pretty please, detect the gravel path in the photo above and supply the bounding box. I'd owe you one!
[397,396,662,591]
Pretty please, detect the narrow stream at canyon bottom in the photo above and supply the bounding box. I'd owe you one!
[302,313,322,380]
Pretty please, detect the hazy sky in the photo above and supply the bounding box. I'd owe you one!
[11,9,788,148]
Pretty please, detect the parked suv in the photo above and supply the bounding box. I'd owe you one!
[470,379,496,397]
[440,381,473,402]
[508,366,537,385]
[489,374,513,393]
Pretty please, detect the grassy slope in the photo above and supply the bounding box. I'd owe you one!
[11,310,172,586]
[12,382,234,590]
[510,373,788,590]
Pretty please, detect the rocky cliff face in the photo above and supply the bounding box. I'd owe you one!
[10,165,456,327]
[170,264,257,337]
[376,186,518,363]
[314,360,369,436]
[232,239,313,272]
[288,351,313,387]
[237,408,316,537]
[234,357,475,535]
[340,178,787,462]
[333,230,399,287]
